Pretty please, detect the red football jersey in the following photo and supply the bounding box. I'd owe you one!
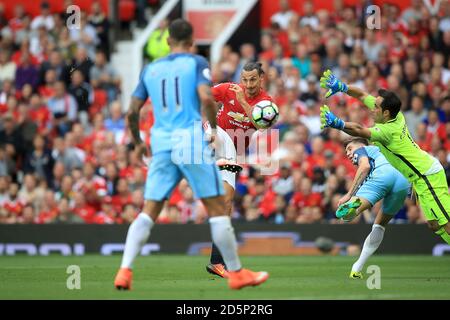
[212,82,273,150]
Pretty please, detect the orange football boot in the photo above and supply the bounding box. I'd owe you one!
[206,263,229,278]
[114,268,133,290]
[228,268,269,290]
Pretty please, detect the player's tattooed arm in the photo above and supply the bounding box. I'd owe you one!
[127,97,145,144]
[339,157,370,206]
[348,157,371,197]
[127,97,150,163]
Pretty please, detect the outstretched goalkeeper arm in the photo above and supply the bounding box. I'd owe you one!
[320,70,376,110]
[320,105,372,139]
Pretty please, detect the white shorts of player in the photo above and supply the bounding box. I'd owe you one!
[204,122,237,189]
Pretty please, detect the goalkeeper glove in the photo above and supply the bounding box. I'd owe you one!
[320,105,345,130]
[320,69,348,98]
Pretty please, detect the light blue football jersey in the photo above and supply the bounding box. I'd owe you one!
[132,53,211,154]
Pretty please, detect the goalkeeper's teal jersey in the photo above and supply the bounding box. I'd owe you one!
[368,112,437,183]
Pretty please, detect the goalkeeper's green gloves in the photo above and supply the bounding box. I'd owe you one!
[320,105,345,130]
[320,69,348,98]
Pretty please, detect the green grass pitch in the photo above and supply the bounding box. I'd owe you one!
[0,255,449,300]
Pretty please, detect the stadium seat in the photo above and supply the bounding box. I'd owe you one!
[119,0,136,22]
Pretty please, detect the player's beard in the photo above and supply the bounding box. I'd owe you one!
[246,87,259,98]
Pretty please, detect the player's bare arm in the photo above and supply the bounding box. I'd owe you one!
[338,157,370,206]
[127,96,150,161]
[347,86,369,102]
[320,105,372,139]
[342,122,372,140]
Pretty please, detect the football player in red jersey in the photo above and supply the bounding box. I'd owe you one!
[204,62,276,278]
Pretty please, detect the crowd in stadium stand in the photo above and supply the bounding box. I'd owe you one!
[0,1,449,225]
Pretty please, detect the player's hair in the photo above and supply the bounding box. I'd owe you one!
[168,19,193,43]
[378,89,401,119]
[344,137,369,148]
[243,62,265,76]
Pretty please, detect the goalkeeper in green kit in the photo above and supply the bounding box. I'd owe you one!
[319,70,450,244]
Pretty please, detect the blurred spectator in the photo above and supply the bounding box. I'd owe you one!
[19,204,36,224]
[299,1,319,30]
[2,182,25,223]
[71,47,94,83]
[23,134,54,186]
[272,162,294,201]
[0,145,14,177]
[72,192,96,223]
[0,114,24,165]
[440,2,450,32]
[311,167,326,194]
[51,137,83,173]
[104,162,118,196]
[0,175,9,205]
[322,38,340,71]
[300,74,319,105]
[425,109,445,135]
[54,174,74,203]
[299,102,321,136]
[0,51,16,85]
[88,1,110,58]
[30,2,55,31]
[291,43,311,78]
[38,49,70,87]
[415,122,433,152]
[16,103,38,152]
[28,94,52,136]
[57,28,77,61]
[104,100,125,135]
[68,69,93,115]
[177,185,207,224]
[69,12,99,60]
[18,174,45,209]
[401,0,422,23]
[362,30,384,62]
[53,198,83,223]
[110,178,131,213]
[270,0,295,30]
[47,81,78,136]
[90,51,121,103]
[122,203,138,224]
[404,95,428,139]
[15,49,39,91]
[288,177,322,223]
[403,59,420,93]
[232,43,256,83]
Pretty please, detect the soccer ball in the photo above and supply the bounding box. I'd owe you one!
[251,100,279,129]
